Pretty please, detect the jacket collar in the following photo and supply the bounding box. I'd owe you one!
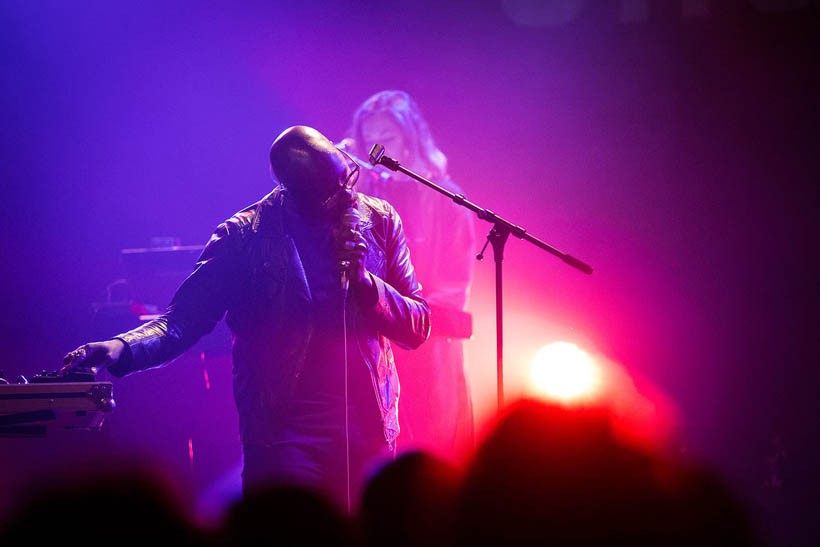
[254,186,374,236]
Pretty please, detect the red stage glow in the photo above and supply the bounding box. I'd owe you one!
[529,342,600,403]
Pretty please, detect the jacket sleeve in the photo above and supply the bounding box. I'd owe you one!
[107,220,242,377]
[363,205,431,350]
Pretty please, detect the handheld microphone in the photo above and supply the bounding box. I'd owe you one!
[339,205,361,290]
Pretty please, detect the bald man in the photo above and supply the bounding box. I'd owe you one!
[63,126,430,507]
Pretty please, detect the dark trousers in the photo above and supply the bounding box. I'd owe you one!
[241,395,392,510]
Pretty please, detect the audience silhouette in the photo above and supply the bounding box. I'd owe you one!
[454,400,758,546]
[0,399,758,546]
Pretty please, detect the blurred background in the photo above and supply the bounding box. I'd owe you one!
[1,1,817,544]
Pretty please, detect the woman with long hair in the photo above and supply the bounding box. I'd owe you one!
[346,90,476,460]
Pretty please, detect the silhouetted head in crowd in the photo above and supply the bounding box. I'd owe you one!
[224,485,351,547]
[360,451,460,547]
[0,467,199,546]
[454,399,758,546]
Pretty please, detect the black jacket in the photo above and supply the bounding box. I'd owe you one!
[110,187,431,448]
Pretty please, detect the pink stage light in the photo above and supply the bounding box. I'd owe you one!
[530,342,600,403]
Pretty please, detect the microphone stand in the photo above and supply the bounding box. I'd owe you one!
[368,144,593,410]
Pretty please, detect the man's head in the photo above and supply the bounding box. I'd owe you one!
[269,126,351,214]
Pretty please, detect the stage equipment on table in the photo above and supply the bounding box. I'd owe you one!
[0,371,114,437]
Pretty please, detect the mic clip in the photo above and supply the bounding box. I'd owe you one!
[368,144,400,171]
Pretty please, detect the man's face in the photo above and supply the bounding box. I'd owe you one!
[270,126,350,215]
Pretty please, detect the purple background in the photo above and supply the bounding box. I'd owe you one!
[1,1,817,543]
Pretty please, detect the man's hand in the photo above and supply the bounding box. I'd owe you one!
[334,226,369,285]
[334,226,377,305]
[61,340,126,376]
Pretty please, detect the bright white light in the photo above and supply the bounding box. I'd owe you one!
[530,342,599,402]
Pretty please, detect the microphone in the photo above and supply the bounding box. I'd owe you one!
[368,143,385,165]
[339,205,361,290]
[337,139,390,174]
[368,143,400,171]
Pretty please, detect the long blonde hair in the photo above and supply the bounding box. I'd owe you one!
[349,90,448,179]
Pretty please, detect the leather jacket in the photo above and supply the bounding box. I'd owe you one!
[109,186,431,449]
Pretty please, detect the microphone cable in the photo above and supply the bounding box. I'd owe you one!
[342,272,351,514]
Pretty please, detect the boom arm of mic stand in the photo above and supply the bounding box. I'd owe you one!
[368,144,593,274]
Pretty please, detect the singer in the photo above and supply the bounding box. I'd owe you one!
[62,125,431,508]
